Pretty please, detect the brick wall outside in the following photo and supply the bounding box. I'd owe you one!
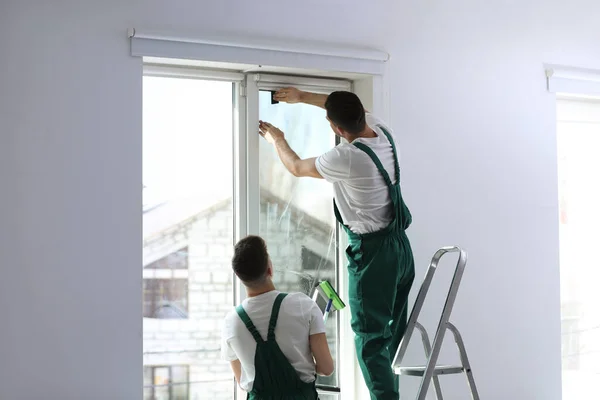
[143,197,339,399]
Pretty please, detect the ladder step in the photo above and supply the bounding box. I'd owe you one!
[394,365,465,376]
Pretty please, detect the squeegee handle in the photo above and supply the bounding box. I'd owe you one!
[323,298,333,323]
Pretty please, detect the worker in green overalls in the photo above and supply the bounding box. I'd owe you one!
[221,235,334,399]
[259,88,415,400]
[234,292,321,399]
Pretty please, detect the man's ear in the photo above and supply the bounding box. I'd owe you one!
[336,126,353,142]
[267,259,274,278]
[330,123,343,137]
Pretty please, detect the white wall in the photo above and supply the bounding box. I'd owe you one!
[390,2,599,399]
[1,0,599,399]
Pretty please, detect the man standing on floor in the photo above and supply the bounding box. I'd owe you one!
[221,235,334,399]
[258,87,415,400]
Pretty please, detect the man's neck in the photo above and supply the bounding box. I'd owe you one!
[246,281,277,298]
[347,128,377,143]
[360,127,378,138]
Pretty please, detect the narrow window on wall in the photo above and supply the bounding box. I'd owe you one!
[143,74,235,399]
[557,96,600,399]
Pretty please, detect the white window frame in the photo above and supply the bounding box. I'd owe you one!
[546,65,600,98]
[136,32,391,400]
[142,61,245,309]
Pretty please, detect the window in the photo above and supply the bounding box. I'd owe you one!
[143,68,353,399]
[133,35,386,399]
[143,75,235,399]
[557,97,600,399]
[256,86,341,390]
[144,365,190,400]
[143,248,189,319]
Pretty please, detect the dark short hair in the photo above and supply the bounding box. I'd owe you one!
[232,235,269,285]
[325,91,366,135]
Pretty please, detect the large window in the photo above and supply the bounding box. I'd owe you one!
[143,68,350,399]
[557,97,600,399]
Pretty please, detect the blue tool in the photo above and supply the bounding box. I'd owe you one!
[323,298,333,323]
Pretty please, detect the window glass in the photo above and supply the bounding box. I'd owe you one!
[143,76,235,399]
[258,90,338,387]
[557,98,600,399]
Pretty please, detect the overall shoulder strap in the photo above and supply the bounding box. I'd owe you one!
[267,293,288,341]
[353,142,393,187]
[378,126,400,184]
[235,305,263,343]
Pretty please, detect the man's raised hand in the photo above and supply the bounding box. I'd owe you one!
[258,120,285,144]
[273,87,304,104]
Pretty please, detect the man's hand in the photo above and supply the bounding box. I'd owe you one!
[274,87,328,109]
[258,120,323,179]
[273,87,305,104]
[259,120,285,144]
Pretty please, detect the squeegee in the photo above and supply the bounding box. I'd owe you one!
[312,280,345,323]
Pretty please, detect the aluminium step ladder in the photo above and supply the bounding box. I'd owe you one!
[391,246,480,400]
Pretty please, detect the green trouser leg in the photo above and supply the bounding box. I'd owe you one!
[347,234,414,400]
[389,251,415,393]
[389,233,415,385]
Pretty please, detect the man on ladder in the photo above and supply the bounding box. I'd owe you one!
[259,87,415,400]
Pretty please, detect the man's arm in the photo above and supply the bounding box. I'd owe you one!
[274,87,369,112]
[221,316,245,390]
[273,87,327,109]
[259,121,323,179]
[273,140,322,178]
[307,301,333,376]
[310,333,334,376]
[229,359,243,386]
[299,91,328,109]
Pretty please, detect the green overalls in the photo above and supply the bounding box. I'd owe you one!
[235,293,319,400]
[334,127,415,400]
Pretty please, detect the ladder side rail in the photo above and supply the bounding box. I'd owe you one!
[392,258,437,368]
[416,249,468,400]
[392,246,462,368]
[415,322,444,400]
[446,323,480,400]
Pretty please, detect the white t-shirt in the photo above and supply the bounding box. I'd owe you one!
[315,113,398,234]
[220,290,326,391]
